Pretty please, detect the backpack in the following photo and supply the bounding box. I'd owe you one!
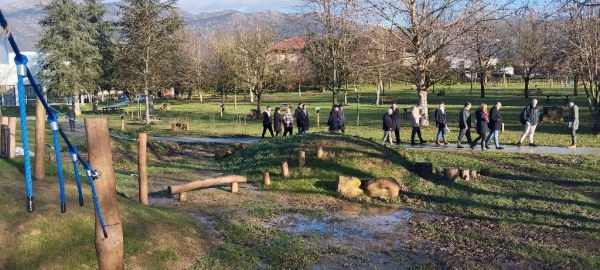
[519,106,528,125]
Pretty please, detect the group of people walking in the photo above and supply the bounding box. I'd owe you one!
[261,103,311,138]
[383,99,580,149]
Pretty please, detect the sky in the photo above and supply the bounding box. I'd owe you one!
[0,0,297,14]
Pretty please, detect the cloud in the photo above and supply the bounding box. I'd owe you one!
[178,0,296,14]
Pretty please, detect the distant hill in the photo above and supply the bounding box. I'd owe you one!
[0,0,309,51]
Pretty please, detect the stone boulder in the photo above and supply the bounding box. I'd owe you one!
[337,176,363,198]
[364,177,401,199]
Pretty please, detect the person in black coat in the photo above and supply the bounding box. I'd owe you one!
[484,102,504,149]
[434,101,449,145]
[301,104,310,133]
[382,108,394,144]
[471,103,489,150]
[327,105,342,132]
[261,106,274,138]
[457,102,473,148]
[391,103,402,144]
[294,103,305,134]
[273,107,283,136]
[339,104,346,133]
[517,99,540,147]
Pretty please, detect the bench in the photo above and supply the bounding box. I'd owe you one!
[101,107,124,114]
[524,88,544,96]
[168,175,248,201]
[545,95,569,104]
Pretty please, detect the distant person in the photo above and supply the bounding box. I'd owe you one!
[484,102,504,149]
[303,104,310,133]
[273,107,283,137]
[261,106,274,138]
[219,102,225,117]
[568,101,579,148]
[517,99,540,147]
[327,105,343,132]
[471,103,489,150]
[283,108,294,136]
[339,104,346,133]
[391,102,402,144]
[66,106,76,132]
[382,108,394,144]
[434,101,449,145]
[457,102,473,148]
[410,103,427,145]
[294,103,305,134]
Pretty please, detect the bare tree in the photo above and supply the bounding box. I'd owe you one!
[174,28,207,101]
[205,29,237,103]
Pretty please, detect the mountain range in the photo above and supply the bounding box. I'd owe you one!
[0,0,307,51]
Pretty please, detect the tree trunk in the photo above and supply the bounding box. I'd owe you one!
[376,71,383,106]
[419,89,429,126]
[250,89,254,103]
[479,72,486,98]
[573,73,578,96]
[524,76,530,99]
[72,93,82,116]
[256,94,262,112]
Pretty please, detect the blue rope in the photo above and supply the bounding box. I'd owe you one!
[82,162,108,238]
[14,54,34,212]
[68,146,84,207]
[48,114,67,213]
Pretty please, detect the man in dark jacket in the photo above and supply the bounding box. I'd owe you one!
[301,104,310,133]
[457,102,472,148]
[484,102,504,149]
[391,102,402,144]
[261,106,274,138]
[517,99,540,147]
[294,103,305,134]
[339,104,346,133]
[327,105,342,132]
[434,102,449,145]
[382,108,394,144]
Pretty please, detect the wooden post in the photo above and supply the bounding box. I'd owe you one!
[298,151,306,167]
[459,168,470,181]
[316,112,320,127]
[281,161,289,178]
[469,169,478,180]
[8,117,16,159]
[316,143,324,159]
[85,116,124,270]
[35,99,46,181]
[179,192,187,202]
[1,116,8,156]
[120,117,125,131]
[443,167,459,182]
[501,123,505,133]
[263,171,271,186]
[231,182,239,193]
[138,133,148,205]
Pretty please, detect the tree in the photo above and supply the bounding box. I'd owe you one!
[116,0,182,123]
[38,0,103,115]
[173,28,207,101]
[82,0,116,92]
[205,29,237,103]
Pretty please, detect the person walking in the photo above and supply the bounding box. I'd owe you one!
[382,108,394,144]
[457,102,473,148]
[484,102,504,149]
[517,99,540,147]
[410,103,427,145]
[434,101,449,145]
[339,104,346,133]
[391,102,402,144]
[294,103,305,134]
[261,106,274,138]
[471,103,489,150]
[273,107,283,137]
[66,106,76,132]
[327,105,342,132]
[301,104,310,133]
[283,108,294,136]
[568,101,579,148]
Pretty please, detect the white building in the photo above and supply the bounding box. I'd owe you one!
[0,37,42,106]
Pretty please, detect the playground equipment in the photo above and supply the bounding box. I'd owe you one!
[168,175,248,202]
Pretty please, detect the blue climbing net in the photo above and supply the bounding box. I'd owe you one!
[0,10,108,238]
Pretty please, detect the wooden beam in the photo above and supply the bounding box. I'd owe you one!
[138,133,148,205]
[168,175,248,195]
[34,99,46,181]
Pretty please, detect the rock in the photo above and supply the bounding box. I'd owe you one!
[364,177,401,199]
[337,176,363,198]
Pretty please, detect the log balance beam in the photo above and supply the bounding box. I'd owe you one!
[168,175,247,202]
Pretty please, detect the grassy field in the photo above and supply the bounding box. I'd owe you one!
[1,81,599,269]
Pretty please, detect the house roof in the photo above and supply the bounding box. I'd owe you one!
[271,37,306,52]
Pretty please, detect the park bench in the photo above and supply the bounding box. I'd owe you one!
[101,106,124,114]
[168,175,248,201]
[524,88,544,96]
[143,114,160,124]
[545,94,569,104]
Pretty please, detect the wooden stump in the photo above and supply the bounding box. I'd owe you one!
[298,151,306,167]
[231,182,239,193]
[8,117,16,159]
[120,118,125,131]
[414,162,433,177]
[443,167,459,182]
[179,192,187,202]
[281,161,290,178]
[469,169,479,180]
[316,143,324,158]
[263,171,271,186]
[459,168,470,181]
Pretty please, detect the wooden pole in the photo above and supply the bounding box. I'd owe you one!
[298,151,306,167]
[316,143,324,158]
[34,99,46,181]
[120,118,125,131]
[263,171,271,186]
[231,182,239,193]
[316,112,320,127]
[168,175,247,195]
[1,116,7,156]
[8,117,16,159]
[281,161,290,178]
[138,133,148,205]
[85,116,124,270]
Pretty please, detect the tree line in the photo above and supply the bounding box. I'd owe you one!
[36,0,600,131]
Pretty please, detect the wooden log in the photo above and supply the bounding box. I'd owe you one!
[443,167,459,182]
[470,169,478,180]
[168,175,248,195]
[263,171,271,186]
[85,116,124,270]
[34,99,46,180]
[8,117,16,159]
[316,143,324,158]
[120,118,125,131]
[459,168,470,181]
[179,192,187,202]
[298,151,306,167]
[231,182,239,193]
[1,116,7,156]
[138,133,148,205]
[281,161,290,178]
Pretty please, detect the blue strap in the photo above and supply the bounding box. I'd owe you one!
[14,54,34,212]
[68,146,84,207]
